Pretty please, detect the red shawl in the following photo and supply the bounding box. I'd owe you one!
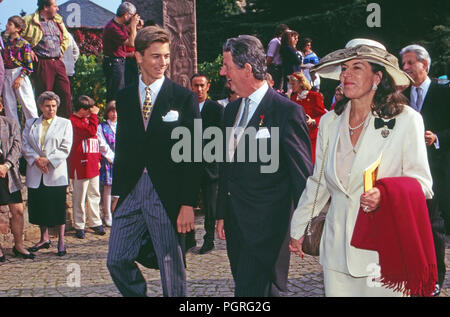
[351,177,437,296]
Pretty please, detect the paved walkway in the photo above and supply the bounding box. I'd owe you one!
[0,214,449,297]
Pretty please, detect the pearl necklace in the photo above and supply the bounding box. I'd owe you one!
[348,120,365,136]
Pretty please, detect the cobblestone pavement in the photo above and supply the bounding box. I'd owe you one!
[0,214,449,297]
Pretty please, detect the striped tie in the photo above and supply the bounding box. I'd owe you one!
[143,86,153,120]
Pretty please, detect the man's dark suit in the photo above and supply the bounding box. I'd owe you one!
[405,81,449,287]
[200,99,224,246]
[217,87,313,296]
[109,78,201,295]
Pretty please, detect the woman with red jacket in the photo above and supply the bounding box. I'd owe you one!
[288,72,327,163]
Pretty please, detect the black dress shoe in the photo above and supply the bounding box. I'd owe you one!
[28,240,51,253]
[13,247,35,260]
[198,243,214,255]
[91,225,106,235]
[57,247,67,257]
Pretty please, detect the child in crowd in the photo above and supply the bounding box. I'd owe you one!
[1,16,38,126]
[97,101,118,227]
[68,95,105,239]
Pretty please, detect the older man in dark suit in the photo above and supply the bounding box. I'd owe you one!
[400,44,449,295]
[107,26,201,297]
[216,35,313,297]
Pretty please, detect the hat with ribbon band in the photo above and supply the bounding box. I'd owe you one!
[311,38,413,86]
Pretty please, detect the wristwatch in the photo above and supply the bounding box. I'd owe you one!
[4,162,12,170]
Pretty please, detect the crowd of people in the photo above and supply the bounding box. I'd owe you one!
[0,0,448,298]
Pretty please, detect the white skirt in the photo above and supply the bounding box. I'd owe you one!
[323,268,405,297]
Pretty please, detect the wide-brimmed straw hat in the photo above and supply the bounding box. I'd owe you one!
[311,38,413,86]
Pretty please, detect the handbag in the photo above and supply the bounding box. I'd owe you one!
[302,140,329,256]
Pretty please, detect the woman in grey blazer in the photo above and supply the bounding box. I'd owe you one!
[22,91,73,256]
[0,99,35,261]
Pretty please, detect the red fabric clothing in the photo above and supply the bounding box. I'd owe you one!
[68,114,101,179]
[102,19,128,58]
[351,177,438,296]
[290,90,326,163]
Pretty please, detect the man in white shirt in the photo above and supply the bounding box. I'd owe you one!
[266,24,289,91]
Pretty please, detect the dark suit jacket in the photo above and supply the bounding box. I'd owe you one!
[404,82,450,180]
[201,99,224,182]
[112,78,202,228]
[217,87,313,287]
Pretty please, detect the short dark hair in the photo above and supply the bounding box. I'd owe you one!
[300,37,312,50]
[8,16,26,32]
[74,95,95,111]
[38,0,53,11]
[190,73,209,84]
[104,100,116,119]
[135,26,170,55]
[275,24,289,37]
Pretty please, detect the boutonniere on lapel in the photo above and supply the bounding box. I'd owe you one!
[374,117,396,138]
[258,115,265,127]
[162,110,179,122]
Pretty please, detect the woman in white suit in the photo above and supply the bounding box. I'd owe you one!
[22,91,73,256]
[289,39,433,296]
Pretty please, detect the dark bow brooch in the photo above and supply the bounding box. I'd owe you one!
[374,117,395,138]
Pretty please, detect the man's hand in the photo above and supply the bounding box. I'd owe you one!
[216,219,226,240]
[12,76,22,90]
[425,130,437,146]
[0,165,8,178]
[177,205,195,234]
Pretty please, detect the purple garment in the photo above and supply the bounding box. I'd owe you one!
[99,121,115,186]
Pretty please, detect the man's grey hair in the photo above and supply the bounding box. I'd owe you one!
[223,35,267,81]
[117,2,137,17]
[37,91,60,107]
[399,44,432,73]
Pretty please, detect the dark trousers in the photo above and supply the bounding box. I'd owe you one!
[427,198,447,287]
[102,57,125,103]
[200,180,218,244]
[125,58,139,86]
[267,64,283,91]
[33,59,72,118]
[225,212,278,297]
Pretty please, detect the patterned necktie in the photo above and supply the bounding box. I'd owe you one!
[415,87,423,112]
[143,86,153,120]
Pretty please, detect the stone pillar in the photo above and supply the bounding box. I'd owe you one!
[162,0,197,88]
[124,0,197,88]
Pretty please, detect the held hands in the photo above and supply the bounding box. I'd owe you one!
[425,130,437,146]
[289,236,305,259]
[35,157,50,174]
[305,115,316,129]
[177,205,195,234]
[360,187,381,213]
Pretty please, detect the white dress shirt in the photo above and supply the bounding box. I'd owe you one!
[234,81,269,128]
[410,76,431,112]
[199,100,206,113]
[139,75,165,112]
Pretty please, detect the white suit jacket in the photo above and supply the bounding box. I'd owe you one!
[291,103,433,277]
[22,116,73,188]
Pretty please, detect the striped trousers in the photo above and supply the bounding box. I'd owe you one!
[107,173,186,297]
